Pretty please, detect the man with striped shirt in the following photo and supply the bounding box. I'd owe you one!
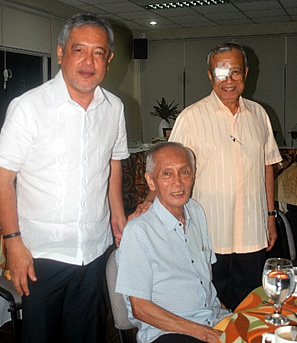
[169,42,282,310]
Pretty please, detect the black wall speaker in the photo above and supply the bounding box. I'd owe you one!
[133,38,148,59]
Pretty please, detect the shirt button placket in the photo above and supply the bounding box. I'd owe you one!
[80,115,89,238]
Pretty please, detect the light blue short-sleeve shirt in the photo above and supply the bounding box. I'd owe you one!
[116,198,230,343]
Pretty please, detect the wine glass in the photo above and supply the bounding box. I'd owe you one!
[262,257,295,325]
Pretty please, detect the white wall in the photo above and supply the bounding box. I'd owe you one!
[140,40,184,142]
[286,35,297,147]
[102,27,142,141]
[51,17,66,76]
[2,7,50,53]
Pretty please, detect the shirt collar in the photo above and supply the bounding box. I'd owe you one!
[53,70,106,109]
[151,197,191,233]
[53,70,71,106]
[210,90,246,115]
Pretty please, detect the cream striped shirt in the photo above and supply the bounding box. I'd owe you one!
[169,91,281,254]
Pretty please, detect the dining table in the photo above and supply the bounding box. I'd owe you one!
[217,286,297,343]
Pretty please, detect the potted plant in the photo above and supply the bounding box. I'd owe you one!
[150,97,180,136]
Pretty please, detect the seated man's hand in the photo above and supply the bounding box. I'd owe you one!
[197,325,222,343]
[130,296,224,343]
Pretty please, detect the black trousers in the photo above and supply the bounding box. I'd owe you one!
[153,334,205,343]
[212,249,266,311]
[21,253,106,343]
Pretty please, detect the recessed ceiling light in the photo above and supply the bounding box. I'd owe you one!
[145,0,228,10]
[150,20,158,25]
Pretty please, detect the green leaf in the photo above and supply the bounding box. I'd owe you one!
[150,97,180,122]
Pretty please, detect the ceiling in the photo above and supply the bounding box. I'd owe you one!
[56,0,297,32]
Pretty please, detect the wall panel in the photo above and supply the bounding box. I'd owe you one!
[3,7,50,53]
[285,35,297,147]
[140,40,184,143]
[185,38,219,107]
[237,36,285,145]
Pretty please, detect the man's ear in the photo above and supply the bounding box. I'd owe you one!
[207,70,213,82]
[108,52,114,64]
[145,172,156,191]
[106,52,114,71]
[244,66,249,79]
[57,45,63,65]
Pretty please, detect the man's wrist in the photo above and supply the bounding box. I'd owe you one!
[268,210,277,218]
[3,231,21,239]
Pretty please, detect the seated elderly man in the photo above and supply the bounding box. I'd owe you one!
[116,142,230,343]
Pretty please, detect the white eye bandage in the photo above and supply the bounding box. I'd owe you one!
[213,67,231,81]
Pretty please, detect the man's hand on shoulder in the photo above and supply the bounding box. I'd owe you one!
[128,200,153,220]
[128,189,155,220]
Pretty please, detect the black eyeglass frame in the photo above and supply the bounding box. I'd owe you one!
[211,68,247,82]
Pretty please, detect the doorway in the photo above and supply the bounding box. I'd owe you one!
[0,49,50,129]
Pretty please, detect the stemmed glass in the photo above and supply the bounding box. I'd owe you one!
[262,257,295,325]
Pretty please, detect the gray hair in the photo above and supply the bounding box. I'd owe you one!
[206,42,248,69]
[146,142,195,174]
[58,13,114,54]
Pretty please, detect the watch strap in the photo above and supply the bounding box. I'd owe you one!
[268,210,277,217]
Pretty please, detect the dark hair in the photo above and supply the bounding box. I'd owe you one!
[206,41,248,69]
[58,13,114,54]
[146,142,195,174]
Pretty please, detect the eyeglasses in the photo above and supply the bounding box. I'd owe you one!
[212,69,246,82]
